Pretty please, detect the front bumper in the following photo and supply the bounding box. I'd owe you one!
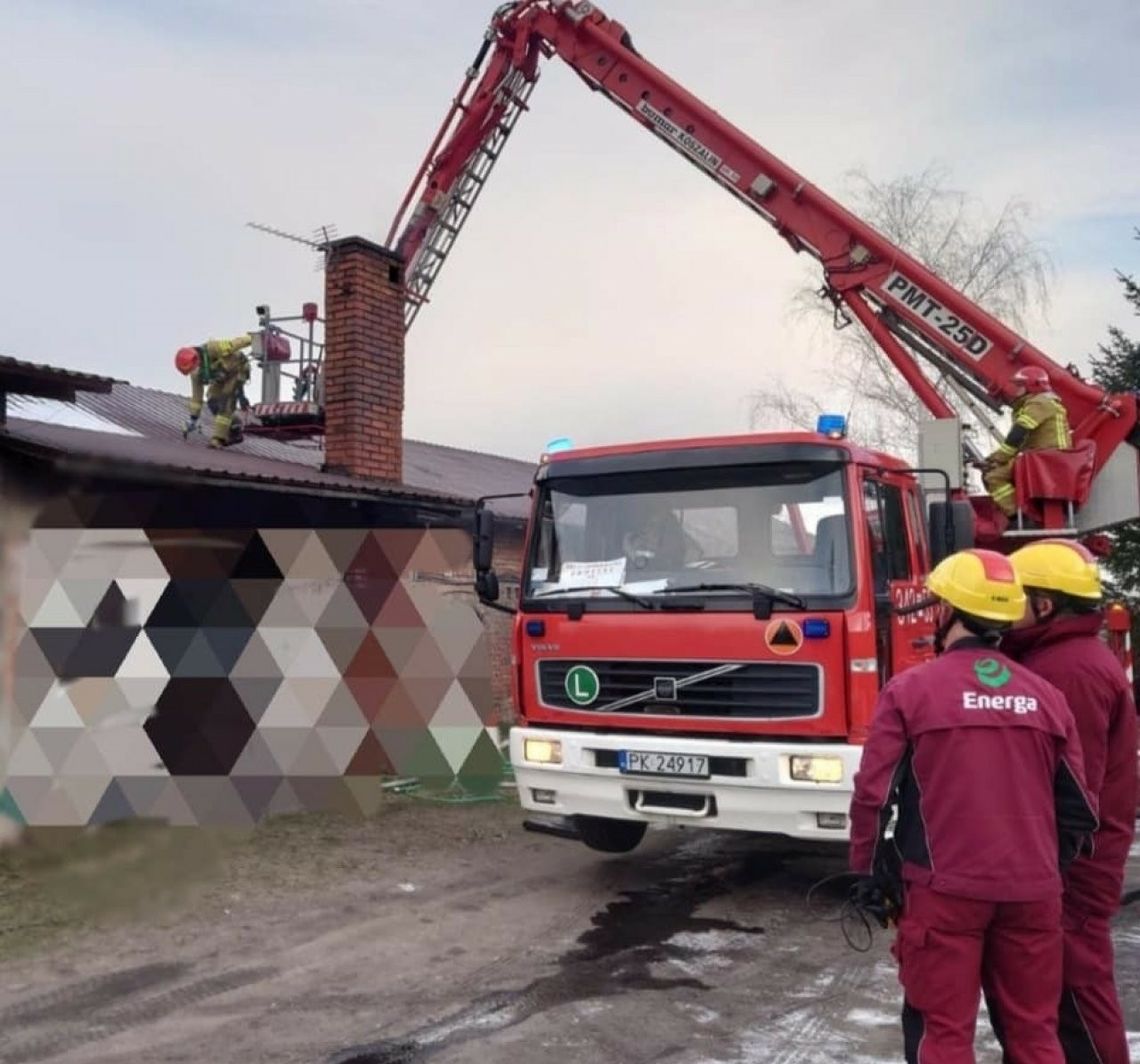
[510,726,863,841]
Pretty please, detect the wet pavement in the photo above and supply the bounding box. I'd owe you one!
[1,809,1137,1063]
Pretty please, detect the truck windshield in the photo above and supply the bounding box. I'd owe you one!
[525,463,852,604]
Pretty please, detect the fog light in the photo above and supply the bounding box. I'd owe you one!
[524,738,562,764]
[531,788,557,805]
[790,755,843,783]
[817,812,848,830]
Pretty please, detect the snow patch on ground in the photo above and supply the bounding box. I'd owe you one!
[677,1002,721,1026]
[845,1007,896,1027]
[667,929,756,953]
[726,1015,857,1064]
[661,953,734,979]
[1115,926,1140,948]
[575,1000,611,1018]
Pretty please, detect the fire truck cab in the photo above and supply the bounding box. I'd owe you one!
[476,416,962,851]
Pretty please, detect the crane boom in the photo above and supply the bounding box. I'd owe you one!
[388,0,1140,528]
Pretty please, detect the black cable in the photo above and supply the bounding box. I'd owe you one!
[805,871,887,953]
[805,870,858,923]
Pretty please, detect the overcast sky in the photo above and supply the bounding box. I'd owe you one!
[3,0,1138,461]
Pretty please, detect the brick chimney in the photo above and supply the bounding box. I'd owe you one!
[322,236,405,483]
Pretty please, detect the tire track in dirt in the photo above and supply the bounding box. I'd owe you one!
[1,966,275,1064]
[0,962,189,1027]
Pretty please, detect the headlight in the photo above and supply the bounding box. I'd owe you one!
[524,739,562,764]
[789,755,843,783]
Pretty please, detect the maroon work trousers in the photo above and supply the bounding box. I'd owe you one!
[1056,906,1130,1063]
[892,882,1065,1064]
[986,903,1130,1064]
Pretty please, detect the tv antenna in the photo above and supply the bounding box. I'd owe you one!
[246,221,339,271]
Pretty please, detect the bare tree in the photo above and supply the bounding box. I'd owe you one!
[748,163,1054,457]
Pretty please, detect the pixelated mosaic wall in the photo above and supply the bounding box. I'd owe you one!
[0,526,503,827]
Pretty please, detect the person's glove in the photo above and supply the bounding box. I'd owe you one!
[849,876,897,928]
[182,415,200,439]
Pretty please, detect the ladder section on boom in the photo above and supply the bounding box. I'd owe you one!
[402,69,536,330]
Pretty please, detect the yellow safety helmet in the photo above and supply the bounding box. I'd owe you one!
[926,548,1026,624]
[1008,539,1102,601]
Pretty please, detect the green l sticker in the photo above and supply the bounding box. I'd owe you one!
[565,665,600,706]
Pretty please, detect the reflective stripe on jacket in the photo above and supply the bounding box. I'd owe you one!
[994,390,1072,460]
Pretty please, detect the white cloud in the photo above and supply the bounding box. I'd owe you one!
[2,0,1137,462]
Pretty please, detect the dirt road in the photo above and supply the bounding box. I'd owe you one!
[1,801,1137,1063]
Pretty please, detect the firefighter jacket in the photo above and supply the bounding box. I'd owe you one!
[988,390,1072,464]
[849,637,1098,903]
[188,335,252,417]
[1001,614,1138,917]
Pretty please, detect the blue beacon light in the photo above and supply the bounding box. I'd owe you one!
[815,414,847,439]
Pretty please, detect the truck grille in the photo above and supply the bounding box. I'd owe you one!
[538,660,821,719]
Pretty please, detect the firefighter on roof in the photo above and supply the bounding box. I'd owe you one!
[982,366,1072,518]
[174,334,253,449]
[848,547,1097,1063]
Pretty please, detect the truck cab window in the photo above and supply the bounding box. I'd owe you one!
[863,480,912,595]
[524,464,853,602]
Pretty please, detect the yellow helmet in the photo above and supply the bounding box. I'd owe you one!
[926,548,1026,624]
[1008,539,1102,601]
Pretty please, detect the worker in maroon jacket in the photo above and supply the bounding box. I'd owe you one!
[849,548,1098,1064]
[988,539,1137,1064]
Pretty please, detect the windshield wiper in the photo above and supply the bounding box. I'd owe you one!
[532,585,655,608]
[657,582,807,610]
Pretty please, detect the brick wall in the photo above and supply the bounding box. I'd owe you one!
[322,237,405,483]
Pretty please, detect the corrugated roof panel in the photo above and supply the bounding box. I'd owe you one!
[3,372,535,516]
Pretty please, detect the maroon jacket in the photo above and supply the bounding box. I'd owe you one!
[849,637,1098,903]
[1001,614,1138,917]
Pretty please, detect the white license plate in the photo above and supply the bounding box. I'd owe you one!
[618,751,710,778]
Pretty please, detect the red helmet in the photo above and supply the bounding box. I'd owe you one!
[174,346,200,375]
[1012,366,1050,394]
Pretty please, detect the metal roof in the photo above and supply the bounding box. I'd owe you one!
[3,379,536,516]
[0,354,119,402]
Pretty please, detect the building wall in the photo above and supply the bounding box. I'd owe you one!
[0,481,507,828]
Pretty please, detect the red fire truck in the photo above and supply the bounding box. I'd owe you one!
[387,1,1140,851]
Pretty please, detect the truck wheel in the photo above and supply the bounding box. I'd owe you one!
[574,816,647,854]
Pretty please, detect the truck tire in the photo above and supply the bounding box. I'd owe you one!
[574,816,647,854]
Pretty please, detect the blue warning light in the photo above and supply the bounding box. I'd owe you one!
[816,414,847,439]
[545,437,574,454]
[803,619,831,639]
[820,410,848,435]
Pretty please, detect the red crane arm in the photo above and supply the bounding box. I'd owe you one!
[389,0,1137,475]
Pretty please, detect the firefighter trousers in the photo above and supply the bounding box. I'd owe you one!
[205,377,242,447]
[892,882,1064,1063]
[985,906,1129,1064]
[982,460,1017,517]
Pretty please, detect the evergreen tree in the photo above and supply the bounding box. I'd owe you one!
[1089,228,1140,604]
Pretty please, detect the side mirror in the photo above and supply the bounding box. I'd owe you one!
[928,499,976,565]
[476,570,500,603]
[473,505,496,572]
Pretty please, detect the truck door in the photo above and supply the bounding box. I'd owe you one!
[862,475,936,684]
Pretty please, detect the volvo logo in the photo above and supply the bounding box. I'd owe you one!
[653,677,678,701]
